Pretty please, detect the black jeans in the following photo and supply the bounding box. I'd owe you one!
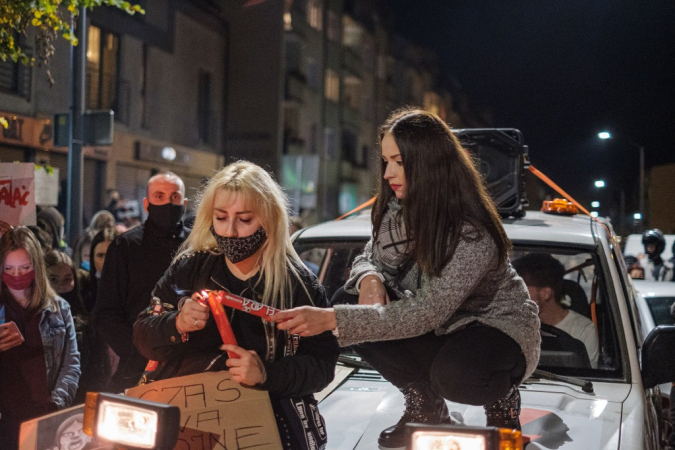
[332,286,526,406]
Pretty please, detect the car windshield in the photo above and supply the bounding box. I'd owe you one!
[295,238,623,380]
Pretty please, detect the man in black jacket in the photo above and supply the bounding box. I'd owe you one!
[94,171,190,393]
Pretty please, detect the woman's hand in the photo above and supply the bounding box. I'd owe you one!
[0,326,23,352]
[358,274,390,305]
[175,291,210,334]
[223,345,266,386]
[272,306,336,337]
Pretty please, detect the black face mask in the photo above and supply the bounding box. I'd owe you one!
[146,203,185,230]
[210,226,267,263]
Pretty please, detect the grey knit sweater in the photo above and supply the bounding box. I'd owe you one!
[335,225,541,382]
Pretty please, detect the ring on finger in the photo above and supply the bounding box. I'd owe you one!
[193,319,198,326]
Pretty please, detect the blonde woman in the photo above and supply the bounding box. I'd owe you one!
[133,161,339,449]
[0,227,80,449]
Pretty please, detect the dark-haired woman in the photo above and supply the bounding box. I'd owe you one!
[274,107,540,448]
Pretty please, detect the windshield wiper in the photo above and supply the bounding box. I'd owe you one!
[338,355,374,370]
[527,369,594,393]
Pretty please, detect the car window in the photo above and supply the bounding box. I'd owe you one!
[295,239,622,378]
[296,240,367,301]
[511,247,621,377]
[645,296,675,326]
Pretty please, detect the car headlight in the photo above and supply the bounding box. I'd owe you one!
[83,392,180,449]
[406,423,522,450]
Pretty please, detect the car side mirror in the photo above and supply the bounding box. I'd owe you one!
[641,325,675,389]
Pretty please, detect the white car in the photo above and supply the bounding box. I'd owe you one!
[632,280,675,335]
[632,279,675,407]
[293,208,675,450]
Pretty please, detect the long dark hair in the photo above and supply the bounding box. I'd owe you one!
[373,107,510,277]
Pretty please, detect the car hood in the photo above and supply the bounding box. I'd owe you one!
[320,372,629,450]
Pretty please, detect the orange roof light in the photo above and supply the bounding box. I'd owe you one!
[541,198,578,215]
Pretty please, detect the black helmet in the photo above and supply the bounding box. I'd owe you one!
[642,229,666,258]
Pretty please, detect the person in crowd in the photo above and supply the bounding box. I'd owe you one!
[640,229,672,281]
[72,210,117,273]
[72,231,94,273]
[45,250,111,403]
[0,227,80,449]
[86,227,119,303]
[624,255,645,280]
[45,250,88,331]
[37,206,69,254]
[95,172,190,393]
[29,225,54,255]
[133,161,339,449]
[512,253,599,368]
[272,108,540,448]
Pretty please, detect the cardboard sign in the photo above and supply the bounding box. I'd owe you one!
[126,371,283,450]
[0,162,36,226]
[19,405,113,450]
[34,166,59,206]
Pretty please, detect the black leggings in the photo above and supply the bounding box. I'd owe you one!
[332,287,526,406]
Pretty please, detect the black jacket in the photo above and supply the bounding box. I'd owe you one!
[94,220,189,391]
[132,250,339,399]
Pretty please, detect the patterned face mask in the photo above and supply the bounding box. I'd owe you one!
[210,225,267,263]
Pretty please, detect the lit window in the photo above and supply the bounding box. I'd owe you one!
[87,26,101,65]
[324,69,339,102]
[307,0,322,31]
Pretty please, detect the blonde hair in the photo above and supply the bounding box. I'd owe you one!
[0,226,58,312]
[176,161,310,309]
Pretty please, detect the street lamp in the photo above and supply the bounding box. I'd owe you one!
[598,131,645,230]
[595,180,605,188]
[591,201,600,208]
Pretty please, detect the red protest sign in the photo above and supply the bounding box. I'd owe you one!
[0,163,36,226]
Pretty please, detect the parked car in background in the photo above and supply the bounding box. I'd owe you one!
[293,207,675,449]
[632,279,675,419]
[632,280,675,334]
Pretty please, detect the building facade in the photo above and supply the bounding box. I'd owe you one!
[1,0,487,227]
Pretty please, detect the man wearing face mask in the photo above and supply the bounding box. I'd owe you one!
[94,172,190,393]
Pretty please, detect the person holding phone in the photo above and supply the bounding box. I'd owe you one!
[0,227,80,449]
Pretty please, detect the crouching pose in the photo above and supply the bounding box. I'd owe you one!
[273,108,541,448]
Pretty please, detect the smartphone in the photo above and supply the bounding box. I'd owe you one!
[0,321,25,344]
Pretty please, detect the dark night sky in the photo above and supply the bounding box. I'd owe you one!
[387,0,675,211]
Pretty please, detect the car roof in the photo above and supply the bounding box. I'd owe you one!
[632,279,675,297]
[296,209,602,248]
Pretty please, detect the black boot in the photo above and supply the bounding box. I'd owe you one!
[378,381,450,449]
[484,385,521,430]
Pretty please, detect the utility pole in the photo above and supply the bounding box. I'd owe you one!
[66,8,86,244]
[638,144,645,231]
